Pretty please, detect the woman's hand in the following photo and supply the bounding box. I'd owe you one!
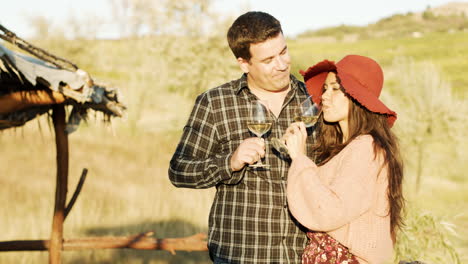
[282,122,307,160]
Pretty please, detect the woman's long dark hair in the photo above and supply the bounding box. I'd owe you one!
[312,85,405,242]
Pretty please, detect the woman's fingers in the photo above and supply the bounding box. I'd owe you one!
[282,122,308,160]
[285,122,301,135]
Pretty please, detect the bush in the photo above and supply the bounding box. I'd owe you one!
[395,206,460,264]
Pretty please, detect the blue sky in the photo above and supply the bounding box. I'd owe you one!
[0,0,463,38]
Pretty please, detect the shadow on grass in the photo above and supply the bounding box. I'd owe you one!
[66,219,211,264]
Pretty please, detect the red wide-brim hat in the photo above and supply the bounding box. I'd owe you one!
[300,55,397,127]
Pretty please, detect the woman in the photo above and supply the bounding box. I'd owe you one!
[283,55,404,264]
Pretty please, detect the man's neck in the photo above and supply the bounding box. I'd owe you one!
[249,85,291,118]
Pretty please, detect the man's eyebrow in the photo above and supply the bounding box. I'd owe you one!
[260,56,274,62]
[280,45,288,53]
[260,45,287,62]
[260,54,275,62]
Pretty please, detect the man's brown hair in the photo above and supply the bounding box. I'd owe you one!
[227,11,283,61]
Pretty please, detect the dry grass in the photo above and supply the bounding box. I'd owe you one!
[1,31,467,263]
[0,106,215,263]
[386,58,467,264]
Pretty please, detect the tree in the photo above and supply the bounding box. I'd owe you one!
[66,12,104,40]
[384,57,467,192]
[27,15,54,39]
[107,0,218,37]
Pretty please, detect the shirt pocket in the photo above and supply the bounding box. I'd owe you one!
[242,169,274,189]
[217,119,251,152]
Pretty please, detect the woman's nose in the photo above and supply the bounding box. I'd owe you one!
[322,89,331,101]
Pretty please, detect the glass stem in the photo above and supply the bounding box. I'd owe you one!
[257,135,264,165]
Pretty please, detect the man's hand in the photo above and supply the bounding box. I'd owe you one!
[230,137,265,171]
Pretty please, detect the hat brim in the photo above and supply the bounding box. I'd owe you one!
[301,59,397,127]
[300,60,336,105]
[338,69,397,127]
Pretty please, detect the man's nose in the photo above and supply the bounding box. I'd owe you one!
[274,56,288,70]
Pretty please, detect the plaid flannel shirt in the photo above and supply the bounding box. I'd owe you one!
[169,74,314,263]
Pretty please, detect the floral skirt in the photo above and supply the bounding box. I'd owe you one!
[302,232,360,264]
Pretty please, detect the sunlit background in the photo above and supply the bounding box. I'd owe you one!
[0,0,467,263]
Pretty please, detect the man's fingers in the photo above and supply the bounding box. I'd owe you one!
[241,138,265,154]
[239,150,261,165]
[248,146,265,159]
[240,155,256,165]
[252,137,265,147]
[231,137,267,170]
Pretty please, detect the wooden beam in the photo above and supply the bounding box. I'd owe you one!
[49,105,69,264]
[0,90,65,115]
[64,168,88,220]
[0,233,208,254]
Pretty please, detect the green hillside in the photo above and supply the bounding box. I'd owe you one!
[298,3,468,40]
[0,4,467,263]
[290,31,468,98]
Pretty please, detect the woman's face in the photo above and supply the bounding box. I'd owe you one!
[322,72,350,127]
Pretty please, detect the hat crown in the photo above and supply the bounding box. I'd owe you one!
[300,54,397,127]
[336,55,383,97]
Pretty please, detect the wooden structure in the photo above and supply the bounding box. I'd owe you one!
[0,24,207,263]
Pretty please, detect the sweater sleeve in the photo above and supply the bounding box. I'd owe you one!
[287,136,383,232]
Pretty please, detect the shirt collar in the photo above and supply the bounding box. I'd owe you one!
[235,73,249,94]
[235,73,307,95]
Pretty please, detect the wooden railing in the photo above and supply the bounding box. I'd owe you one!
[0,105,208,263]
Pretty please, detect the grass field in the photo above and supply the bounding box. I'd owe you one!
[290,31,468,98]
[0,30,467,263]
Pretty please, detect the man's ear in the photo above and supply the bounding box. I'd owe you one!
[237,57,250,74]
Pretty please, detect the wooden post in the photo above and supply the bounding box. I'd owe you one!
[49,105,69,264]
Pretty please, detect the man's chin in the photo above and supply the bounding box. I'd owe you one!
[274,78,290,91]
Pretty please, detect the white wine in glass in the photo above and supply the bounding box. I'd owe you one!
[271,96,321,157]
[247,123,272,137]
[248,100,272,168]
[294,96,321,128]
[293,115,319,127]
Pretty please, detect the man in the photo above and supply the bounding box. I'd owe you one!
[169,11,312,263]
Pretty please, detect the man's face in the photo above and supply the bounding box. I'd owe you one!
[239,33,291,93]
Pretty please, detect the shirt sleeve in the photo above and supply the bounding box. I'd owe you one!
[287,136,383,231]
[168,92,244,189]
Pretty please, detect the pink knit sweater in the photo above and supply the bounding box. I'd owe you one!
[287,135,393,264]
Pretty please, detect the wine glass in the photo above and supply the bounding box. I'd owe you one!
[247,100,272,168]
[271,96,321,157]
[294,96,321,128]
